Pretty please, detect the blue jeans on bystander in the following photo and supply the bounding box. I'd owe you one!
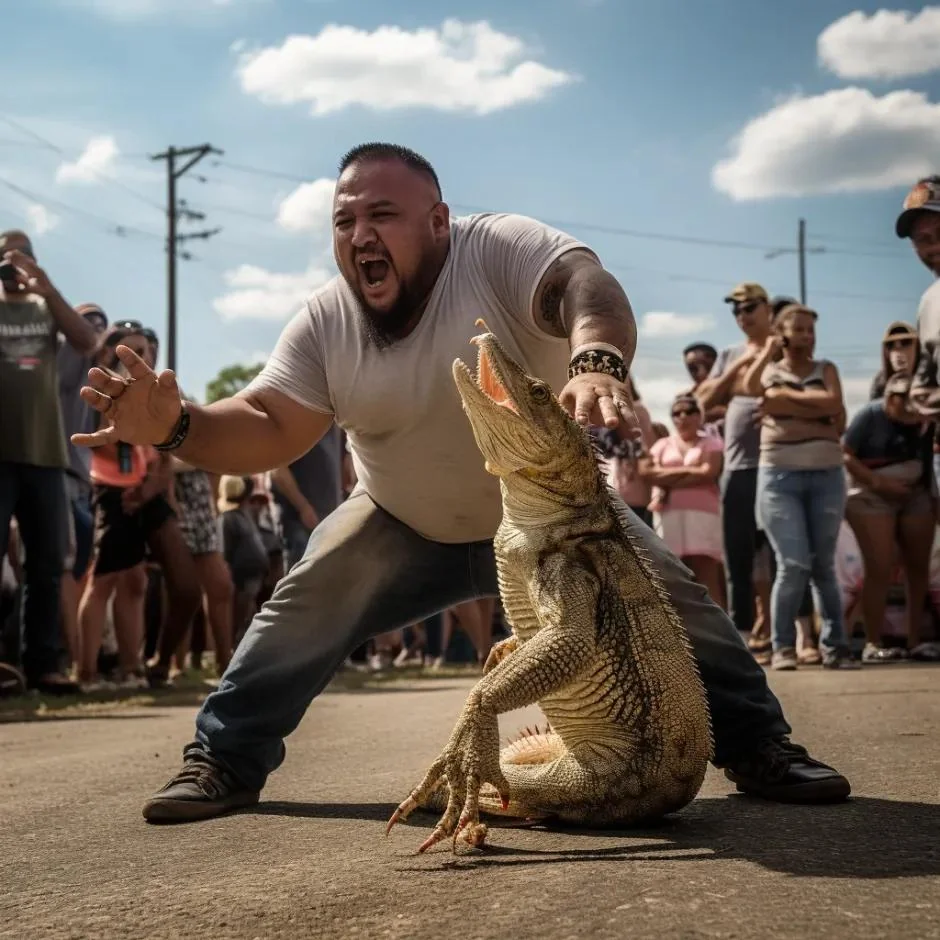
[756,466,848,655]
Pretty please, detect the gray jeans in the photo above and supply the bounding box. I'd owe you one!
[192,488,789,790]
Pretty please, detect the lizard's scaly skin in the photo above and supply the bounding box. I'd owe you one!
[386,329,713,853]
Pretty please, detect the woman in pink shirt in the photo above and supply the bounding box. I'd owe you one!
[640,393,725,604]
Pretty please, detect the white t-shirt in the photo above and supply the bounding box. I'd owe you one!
[247,212,593,543]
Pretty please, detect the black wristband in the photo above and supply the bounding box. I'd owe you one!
[567,348,628,383]
[154,403,190,452]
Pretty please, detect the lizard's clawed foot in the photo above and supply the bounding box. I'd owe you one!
[482,635,519,674]
[386,699,508,854]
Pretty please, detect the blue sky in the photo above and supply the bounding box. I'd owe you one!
[5,0,940,420]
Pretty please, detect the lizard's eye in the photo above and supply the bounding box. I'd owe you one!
[530,384,551,404]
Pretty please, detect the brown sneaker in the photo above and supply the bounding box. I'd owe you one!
[143,750,260,824]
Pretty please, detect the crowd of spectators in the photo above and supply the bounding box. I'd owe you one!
[594,282,940,670]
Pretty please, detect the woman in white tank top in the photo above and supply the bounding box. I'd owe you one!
[741,304,858,672]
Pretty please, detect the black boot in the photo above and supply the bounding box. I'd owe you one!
[724,737,851,804]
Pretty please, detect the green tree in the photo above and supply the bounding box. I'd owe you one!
[205,362,264,404]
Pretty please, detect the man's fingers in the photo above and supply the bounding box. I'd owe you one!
[574,390,596,425]
[71,426,117,448]
[86,366,127,397]
[5,249,37,274]
[115,344,155,381]
[156,368,181,392]
[79,386,116,413]
[597,394,620,428]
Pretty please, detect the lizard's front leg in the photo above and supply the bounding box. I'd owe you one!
[387,560,598,852]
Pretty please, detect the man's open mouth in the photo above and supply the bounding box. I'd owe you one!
[358,257,390,288]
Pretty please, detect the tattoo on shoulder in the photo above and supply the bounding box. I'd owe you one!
[540,279,565,337]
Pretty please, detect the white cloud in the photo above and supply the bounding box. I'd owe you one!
[212,262,334,321]
[640,312,715,337]
[818,7,940,80]
[235,19,576,116]
[276,178,335,232]
[55,135,119,185]
[25,204,60,237]
[712,87,940,201]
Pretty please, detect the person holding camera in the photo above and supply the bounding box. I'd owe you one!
[0,229,98,695]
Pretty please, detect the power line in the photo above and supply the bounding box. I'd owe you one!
[0,114,165,213]
[207,157,913,262]
[0,175,163,241]
[606,260,918,306]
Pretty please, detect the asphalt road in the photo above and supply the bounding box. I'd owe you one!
[2,665,939,940]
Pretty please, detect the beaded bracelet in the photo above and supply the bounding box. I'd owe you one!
[567,347,628,383]
[154,403,191,452]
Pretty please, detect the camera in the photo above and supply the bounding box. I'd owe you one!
[0,260,18,284]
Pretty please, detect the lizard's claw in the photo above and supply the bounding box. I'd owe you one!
[483,635,519,674]
[388,698,508,854]
[386,758,445,837]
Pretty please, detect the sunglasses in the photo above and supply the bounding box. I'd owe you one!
[885,339,914,350]
[672,407,699,418]
[112,319,143,330]
[733,302,761,316]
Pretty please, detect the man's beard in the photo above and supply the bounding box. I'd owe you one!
[353,281,419,350]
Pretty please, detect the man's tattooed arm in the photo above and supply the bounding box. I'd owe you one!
[532,249,637,370]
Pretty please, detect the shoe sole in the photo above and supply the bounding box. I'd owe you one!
[727,775,851,804]
[142,790,260,824]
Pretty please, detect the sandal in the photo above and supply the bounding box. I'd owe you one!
[797,647,822,665]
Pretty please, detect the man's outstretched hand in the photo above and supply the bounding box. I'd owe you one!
[558,371,638,431]
[71,345,183,449]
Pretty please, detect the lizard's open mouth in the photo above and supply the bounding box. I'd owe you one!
[475,343,518,414]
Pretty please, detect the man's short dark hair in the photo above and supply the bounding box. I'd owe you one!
[682,342,717,359]
[338,142,442,198]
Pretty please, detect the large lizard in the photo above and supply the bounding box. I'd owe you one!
[386,325,713,853]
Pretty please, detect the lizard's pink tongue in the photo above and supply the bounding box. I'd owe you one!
[479,348,516,413]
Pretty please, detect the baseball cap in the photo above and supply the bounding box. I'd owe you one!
[724,282,768,305]
[882,321,918,343]
[884,373,913,397]
[895,176,940,238]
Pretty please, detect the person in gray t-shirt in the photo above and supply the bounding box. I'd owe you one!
[697,282,773,638]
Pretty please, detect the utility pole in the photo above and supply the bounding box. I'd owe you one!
[764,217,823,305]
[150,143,224,372]
[798,217,806,304]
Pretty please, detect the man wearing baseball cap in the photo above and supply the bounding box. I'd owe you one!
[896,176,940,416]
[697,282,775,640]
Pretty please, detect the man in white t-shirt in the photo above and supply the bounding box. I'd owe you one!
[73,143,850,823]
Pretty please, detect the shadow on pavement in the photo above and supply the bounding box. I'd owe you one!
[250,796,940,879]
